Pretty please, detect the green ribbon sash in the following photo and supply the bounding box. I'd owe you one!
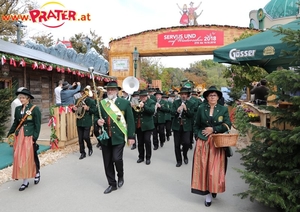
[101,99,128,143]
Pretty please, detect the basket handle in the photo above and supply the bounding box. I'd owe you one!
[222,123,230,133]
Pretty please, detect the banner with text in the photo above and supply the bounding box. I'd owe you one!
[157,30,224,48]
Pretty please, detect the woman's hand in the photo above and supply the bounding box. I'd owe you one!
[128,139,135,145]
[202,127,213,137]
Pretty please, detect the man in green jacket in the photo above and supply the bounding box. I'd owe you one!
[95,81,135,194]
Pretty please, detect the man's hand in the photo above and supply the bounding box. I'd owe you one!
[128,139,135,145]
[97,119,105,126]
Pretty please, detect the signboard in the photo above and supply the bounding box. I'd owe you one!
[158,30,224,48]
[112,58,129,71]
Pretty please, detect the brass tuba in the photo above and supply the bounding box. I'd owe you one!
[131,97,143,112]
[75,87,91,119]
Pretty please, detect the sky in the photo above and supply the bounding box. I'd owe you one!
[22,0,271,68]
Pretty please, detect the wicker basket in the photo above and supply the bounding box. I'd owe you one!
[212,123,238,148]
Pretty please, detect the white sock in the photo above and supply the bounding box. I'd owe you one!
[22,179,28,185]
[35,172,40,177]
[205,193,212,202]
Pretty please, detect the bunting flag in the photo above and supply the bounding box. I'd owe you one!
[47,65,52,71]
[61,67,65,73]
[32,61,38,69]
[59,106,65,114]
[56,67,61,72]
[39,63,46,69]
[48,116,57,128]
[10,58,16,67]
[67,67,71,73]
[19,58,26,67]
[1,55,6,65]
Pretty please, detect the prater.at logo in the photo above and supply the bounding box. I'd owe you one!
[229,49,256,60]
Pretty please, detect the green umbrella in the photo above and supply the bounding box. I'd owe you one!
[213,19,300,72]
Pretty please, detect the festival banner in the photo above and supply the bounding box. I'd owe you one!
[157,30,224,48]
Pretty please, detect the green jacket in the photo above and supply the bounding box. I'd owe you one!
[194,102,231,141]
[153,99,170,124]
[133,98,155,131]
[164,100,172,121]
[94,97,135,146]
[171,99,195,131]
[8,103,41,141]
[75,97,96,127]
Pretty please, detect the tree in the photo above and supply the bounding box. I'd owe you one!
[0,87,13,141]
[30,32,55,47]
[140,57,161,84]
[234,26,300,212]
[69,30,104,55]
[0,0,37,43]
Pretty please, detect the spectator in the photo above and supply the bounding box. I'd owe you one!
[60,81,81,105]
[54,80,63,106]
[250,79,269,105]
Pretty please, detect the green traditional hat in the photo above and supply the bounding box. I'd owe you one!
[16,88,34,99]
[132,91,140,96]
[139,89,148,96]
[178,87,191,94]
[162,92,168,98]
[203,86,223,99]
[105,81,121,90]
[154,90,163,95]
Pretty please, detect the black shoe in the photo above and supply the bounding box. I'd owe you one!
[34,172,40,185]
[96,143,101,148]
[146,159,151,165]
[212,193,217,198]
[118,177,124,188]
[137,158,144,163]
[19,182,29,191]
[176,162,182,167]
[189,144,193,150]
[204,201,212,207]
[160,142,164,147]
[131,145,136,150]
[167,137,170,141]
[184,158,188,164]
[104,185,117,194]
[153,146,158,150]
[79,153,86,160]
[88,149,93,156]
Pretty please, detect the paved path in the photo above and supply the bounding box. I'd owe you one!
[0,137,277,212]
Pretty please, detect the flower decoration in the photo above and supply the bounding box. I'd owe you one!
[26,110,32,115]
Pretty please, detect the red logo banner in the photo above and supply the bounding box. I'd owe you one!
[157,30,224,48]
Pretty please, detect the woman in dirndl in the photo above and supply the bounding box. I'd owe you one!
[191,86,231,207]
[7,87,41,191]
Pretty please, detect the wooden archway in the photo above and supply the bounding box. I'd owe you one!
[108,25,259,84]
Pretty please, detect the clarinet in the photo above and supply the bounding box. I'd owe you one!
[178,100,185,119]
[153,99,161,116]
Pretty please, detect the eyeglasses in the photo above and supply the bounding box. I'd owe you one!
[208,94,218,97]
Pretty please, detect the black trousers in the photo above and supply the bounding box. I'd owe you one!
[165,120,172,137]
[136,128,153,160]
[33,143,40,173]
[93,122,102,147]
[173,126,190,163]
[101,140,125,187]
[77,126,92,154]
[153,123,165,147]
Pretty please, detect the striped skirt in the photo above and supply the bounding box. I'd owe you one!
[191,136,226,195]
[12,127,36,179]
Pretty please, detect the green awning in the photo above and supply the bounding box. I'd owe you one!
[213,19,300,72]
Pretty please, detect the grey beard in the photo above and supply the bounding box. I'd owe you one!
[107,94,116,100]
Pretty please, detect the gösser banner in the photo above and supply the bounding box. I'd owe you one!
[157,30,224,48]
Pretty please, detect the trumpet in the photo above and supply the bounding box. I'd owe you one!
[153,99,161,116]
[131,98,144,112]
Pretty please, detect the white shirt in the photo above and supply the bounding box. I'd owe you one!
[11,98,22,126]
[54,86,62,104]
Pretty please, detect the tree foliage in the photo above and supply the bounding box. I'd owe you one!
[0,0,37,42]
[234,26,300,212]
[69,30,104,55]
[30,32,55,47]
[0,87,13,141]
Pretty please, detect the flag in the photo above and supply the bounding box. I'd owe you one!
[10,58,16,67]
[19,58,26,67]
[1,55,6,65]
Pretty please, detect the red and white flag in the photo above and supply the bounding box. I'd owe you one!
[32,61,38,69]
[19,59,26,67]
[39,63,46,69]
[1,55,6,65]
[47,65,53,71]
[10,58,16,67]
